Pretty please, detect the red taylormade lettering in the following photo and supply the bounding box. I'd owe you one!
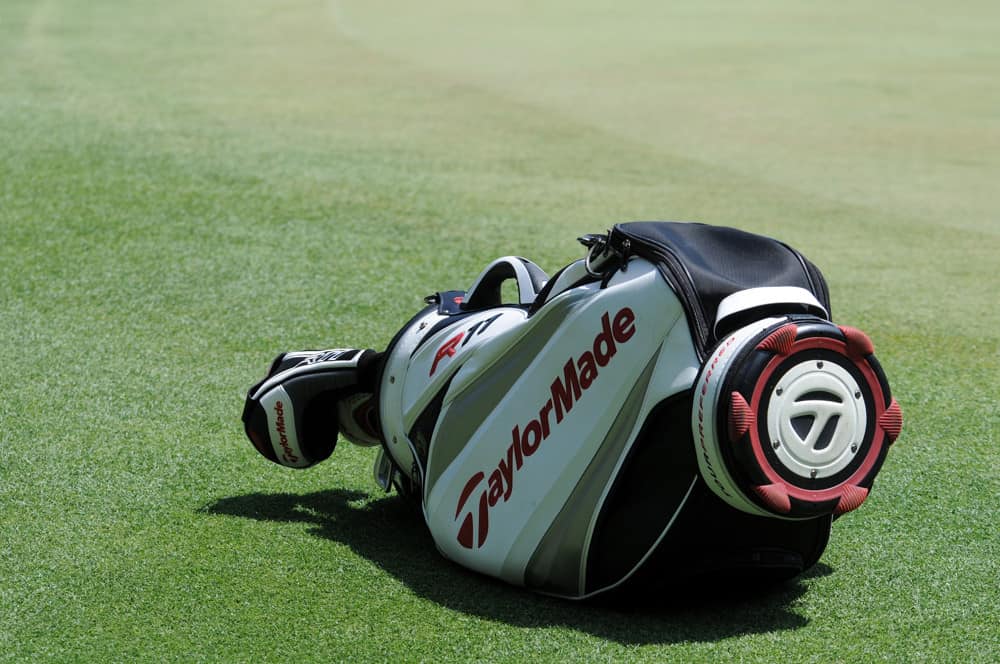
[274,400,299,464]
[455,306,637,549]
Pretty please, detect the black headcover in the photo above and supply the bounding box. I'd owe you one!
[241,349,379,468]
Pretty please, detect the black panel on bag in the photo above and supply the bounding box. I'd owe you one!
[583,390,833,598]
[407,378,452,468]
[584,394,699,592]
[603,484,832,600]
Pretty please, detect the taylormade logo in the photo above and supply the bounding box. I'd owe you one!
[454,307,637,549]
[274,400,298,464]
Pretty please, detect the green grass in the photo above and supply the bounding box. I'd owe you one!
[1,1,997,661]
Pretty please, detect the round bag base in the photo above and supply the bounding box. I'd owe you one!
[693,317,902,519]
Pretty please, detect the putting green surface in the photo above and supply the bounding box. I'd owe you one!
[1,1,997,661]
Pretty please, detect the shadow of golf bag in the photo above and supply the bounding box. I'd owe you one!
[242,222,903,599]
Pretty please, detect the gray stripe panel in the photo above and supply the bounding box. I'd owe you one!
[424,293,588,490]
[522,347,661,597]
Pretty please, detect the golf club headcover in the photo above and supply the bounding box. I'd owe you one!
[241,348,380,468]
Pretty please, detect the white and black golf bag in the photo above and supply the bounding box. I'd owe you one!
[242,222,903,599]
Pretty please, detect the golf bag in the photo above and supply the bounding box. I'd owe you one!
[241,221,903,599]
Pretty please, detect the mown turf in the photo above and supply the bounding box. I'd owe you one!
[1,1,997,661]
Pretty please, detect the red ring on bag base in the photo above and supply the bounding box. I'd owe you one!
[735,324,901,517]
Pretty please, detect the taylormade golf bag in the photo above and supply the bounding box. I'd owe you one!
[242,222,903,599]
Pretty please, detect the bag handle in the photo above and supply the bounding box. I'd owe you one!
[462,256,548,310]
